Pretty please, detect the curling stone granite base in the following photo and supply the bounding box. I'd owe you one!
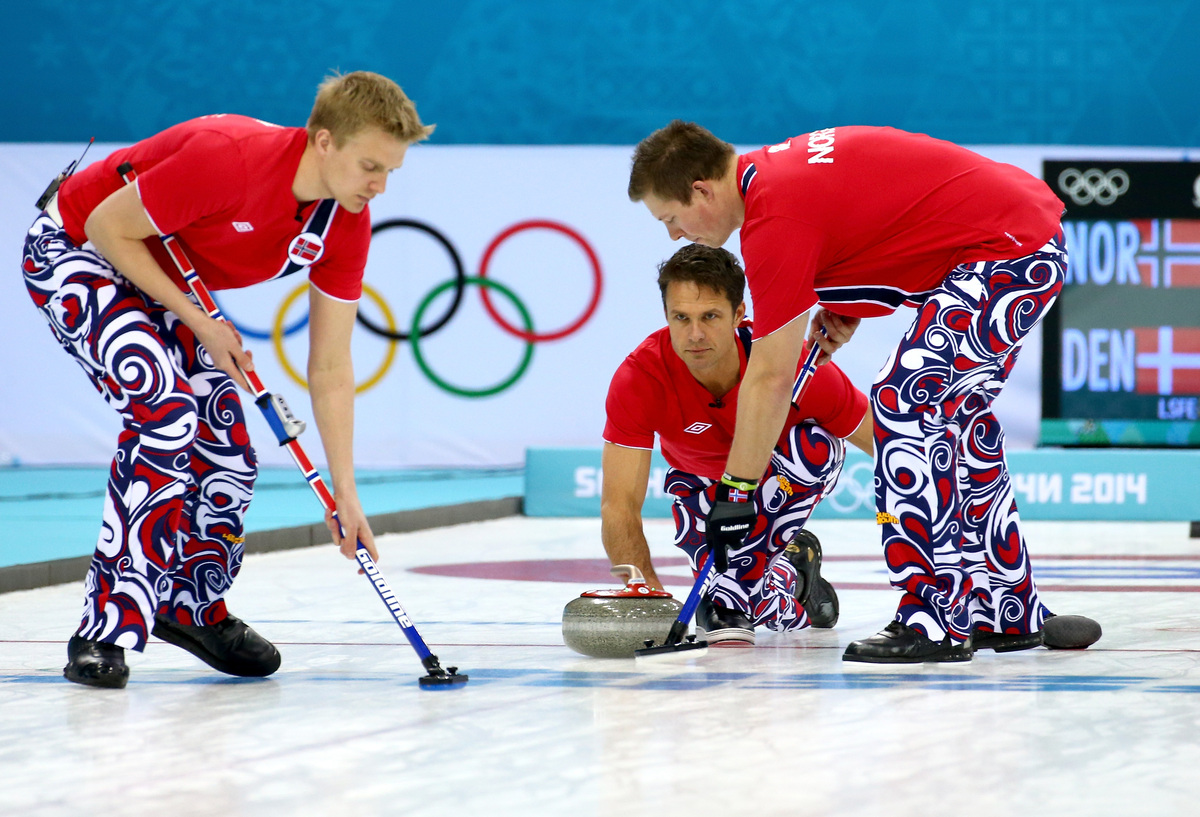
[562,594,684,658]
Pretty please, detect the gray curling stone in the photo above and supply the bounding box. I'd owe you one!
[562,565,683,658]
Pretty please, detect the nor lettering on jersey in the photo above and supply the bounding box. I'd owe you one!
[807,128,836,164]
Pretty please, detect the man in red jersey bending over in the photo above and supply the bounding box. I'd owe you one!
[22,72,433,688]
[628,122,1101,662]
[602,243,873,645]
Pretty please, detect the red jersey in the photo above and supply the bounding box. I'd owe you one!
[58,115,370,301]
[737,126,1064,335]
[604,324,868,479]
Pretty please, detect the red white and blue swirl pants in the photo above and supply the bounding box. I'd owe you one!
[872,232,1067,643]
[668,422,845,631]
[22,214,256,650]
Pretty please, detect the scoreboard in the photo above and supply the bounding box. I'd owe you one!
[1041,160,1200,447]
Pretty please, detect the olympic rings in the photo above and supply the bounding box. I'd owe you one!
[272,281,399,395]
[409,277,535,398]
[260,218,602,397]
[478,220,603,342]
[1057,167,1130,207]
[356,219,466,341]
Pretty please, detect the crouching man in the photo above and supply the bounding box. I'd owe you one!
[601,244,872,645]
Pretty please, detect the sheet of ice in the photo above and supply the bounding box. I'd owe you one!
[2,518,1198,817]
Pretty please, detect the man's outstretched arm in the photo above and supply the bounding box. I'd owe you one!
[600,443,663,590]
[724,313,809,480]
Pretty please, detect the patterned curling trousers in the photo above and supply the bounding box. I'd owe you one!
[22,214,257,650]
[872,231,1068,643]
[668,422,845,631]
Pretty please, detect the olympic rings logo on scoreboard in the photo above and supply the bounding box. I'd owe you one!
[214,218,602,398]
[1057,167,1130,207]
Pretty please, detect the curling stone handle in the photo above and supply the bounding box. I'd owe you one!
[610,564,645,584]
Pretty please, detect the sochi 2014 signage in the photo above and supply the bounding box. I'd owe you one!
[1041,160,1200,447]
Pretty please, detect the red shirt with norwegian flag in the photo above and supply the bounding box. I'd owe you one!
[603,324,868,479]
[738,126,1064,337]
[57,115,369,302]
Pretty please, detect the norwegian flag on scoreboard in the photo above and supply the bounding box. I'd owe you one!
[1135,219,1200,288]
[1135,327,1200,394]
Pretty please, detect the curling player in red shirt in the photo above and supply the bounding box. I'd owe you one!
[601,243,873,645]
[628,122,1102,661]
[22,72,434,688]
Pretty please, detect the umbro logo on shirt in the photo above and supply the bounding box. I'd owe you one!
[232,222,254,232]
[684,422,712,434]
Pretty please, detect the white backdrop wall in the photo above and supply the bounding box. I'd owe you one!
[1,143,1189,468]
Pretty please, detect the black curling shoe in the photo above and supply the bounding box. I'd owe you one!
[804,578,840,629]
[153,613,281,677]
[64,635,129,689]
[843,620,974,664]
[972,627,1043,653]
[695,597,755,646]
[974,614,1103,652]
[784,529,839,628]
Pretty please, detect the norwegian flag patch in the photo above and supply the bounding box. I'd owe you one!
[287,232,325,266]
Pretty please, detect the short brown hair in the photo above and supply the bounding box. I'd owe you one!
[628,120,735,204]
[307,71,435,147]
[657,244,745,311]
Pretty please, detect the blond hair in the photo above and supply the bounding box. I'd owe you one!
[307,71,435,146]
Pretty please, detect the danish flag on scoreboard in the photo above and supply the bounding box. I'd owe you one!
[1135,327,1200,394]
[1135,219,1200,288]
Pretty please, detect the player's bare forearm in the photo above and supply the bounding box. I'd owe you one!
[725,316,808,480]
[724,369,794,480]
[309,361,377,560]
[307,289,359,494]
[307,289,377,560]
[600,443,661,589]
[308,363,357,497]
[601,512,662,590]
[85,185,210,333]
[86,185,252,388]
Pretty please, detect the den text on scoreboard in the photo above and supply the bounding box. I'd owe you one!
[1041,160,1200,447]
